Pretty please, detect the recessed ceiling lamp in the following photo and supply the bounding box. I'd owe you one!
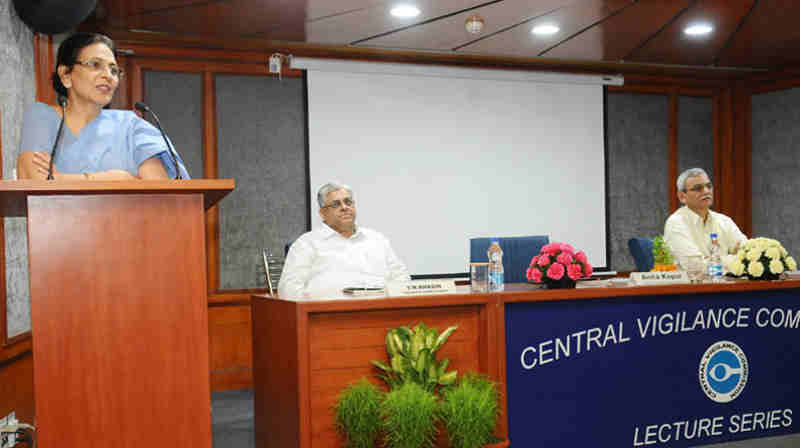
[684,23,713,36]
[532,24,559,36]
[465,14,485,34]
[390,4,420,18]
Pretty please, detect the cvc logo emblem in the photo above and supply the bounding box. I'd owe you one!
[699,341,749,403]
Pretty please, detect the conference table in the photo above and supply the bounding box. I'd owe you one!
[251,279,800,448]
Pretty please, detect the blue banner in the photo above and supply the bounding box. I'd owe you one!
[505,289,800,447]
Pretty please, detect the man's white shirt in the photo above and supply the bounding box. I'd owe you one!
[278,223,410,299]
[664,206,747,271]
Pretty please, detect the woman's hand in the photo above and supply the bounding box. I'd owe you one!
[31,151,58,178]
[17,151,51,180]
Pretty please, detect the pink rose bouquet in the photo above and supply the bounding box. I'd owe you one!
[526,242,593,288]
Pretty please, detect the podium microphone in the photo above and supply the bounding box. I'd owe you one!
[47,95,68,180]
[134,101,183,179]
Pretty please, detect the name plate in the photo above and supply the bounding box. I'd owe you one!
[629,271,690,286]
[386,279,457,296]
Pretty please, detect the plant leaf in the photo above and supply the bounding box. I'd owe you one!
[371,360,391,373]
[439,370,458,385]
[386,331,398,356]
[392,333,406,356]
[425,328,436,349]
[390,354,406,374]
[433,325,458,352]
[438,358,450,375]
[411,329,425,360]
[396,326,413,340]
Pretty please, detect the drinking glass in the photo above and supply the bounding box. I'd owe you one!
[470,262,489,293]
[684,255,706,284]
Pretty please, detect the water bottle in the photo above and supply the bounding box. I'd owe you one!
[708,233,723,283]
[487,239,504,292]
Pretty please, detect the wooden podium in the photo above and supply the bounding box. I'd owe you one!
[0,180,234,448]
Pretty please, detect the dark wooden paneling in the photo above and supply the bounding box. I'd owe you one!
[107,0,307,40]
[360,0,573,51]
[548,0,694,62]
[99,28,748,80]
[34,34,57,106]
[461,0,632,58]
[90,0,800,72]
[209,303,253,391]
[630,0,754,67]
[717,0,800,68]
[0,349,35,425]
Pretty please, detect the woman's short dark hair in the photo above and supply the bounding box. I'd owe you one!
[51,33,116,99]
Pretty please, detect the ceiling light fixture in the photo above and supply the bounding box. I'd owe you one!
[532,24,559,36]
[390,4,420,18]
[684,23,713,36]
[465,14,485,34]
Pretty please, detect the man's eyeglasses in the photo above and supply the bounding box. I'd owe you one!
[75,58,124,78]
[322,198,355,209]
[686,182,713,193]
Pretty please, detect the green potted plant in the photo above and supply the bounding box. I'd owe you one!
[334,378,384,448]
[372,322,459,392]
[381,381,439,448]
[439,373,501,448]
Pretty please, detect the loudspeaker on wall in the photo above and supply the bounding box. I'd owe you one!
[13,0,97,35]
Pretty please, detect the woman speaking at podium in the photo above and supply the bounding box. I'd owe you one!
[17,33,188,180]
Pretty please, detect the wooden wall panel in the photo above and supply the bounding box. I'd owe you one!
[34,34,56,105]
[209,303,253,391]
[0,349,35,425]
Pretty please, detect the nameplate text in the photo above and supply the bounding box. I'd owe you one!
[386,280,457,296]
[629,271,690,286]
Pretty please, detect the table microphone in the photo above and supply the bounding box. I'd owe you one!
[134,101,183,179]
[47,96,68,180]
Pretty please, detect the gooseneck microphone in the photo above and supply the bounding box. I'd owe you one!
[134,101,183,179]
[47,96,68,180]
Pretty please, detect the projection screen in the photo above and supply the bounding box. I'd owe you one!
[300,59,612,277]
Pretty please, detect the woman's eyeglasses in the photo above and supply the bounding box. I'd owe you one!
[75,58,124,78]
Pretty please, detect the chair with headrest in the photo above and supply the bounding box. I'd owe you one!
[627,237,654,272]
[469,236,550,283]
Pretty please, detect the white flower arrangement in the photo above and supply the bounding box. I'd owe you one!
[729,237,797,280]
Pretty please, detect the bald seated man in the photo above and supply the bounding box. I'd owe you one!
[278,182,410,299]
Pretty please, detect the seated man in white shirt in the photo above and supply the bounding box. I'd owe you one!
[664,167,747,271]
[278,182,410,299]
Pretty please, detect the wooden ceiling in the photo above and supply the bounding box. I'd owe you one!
[91,0,800,72]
